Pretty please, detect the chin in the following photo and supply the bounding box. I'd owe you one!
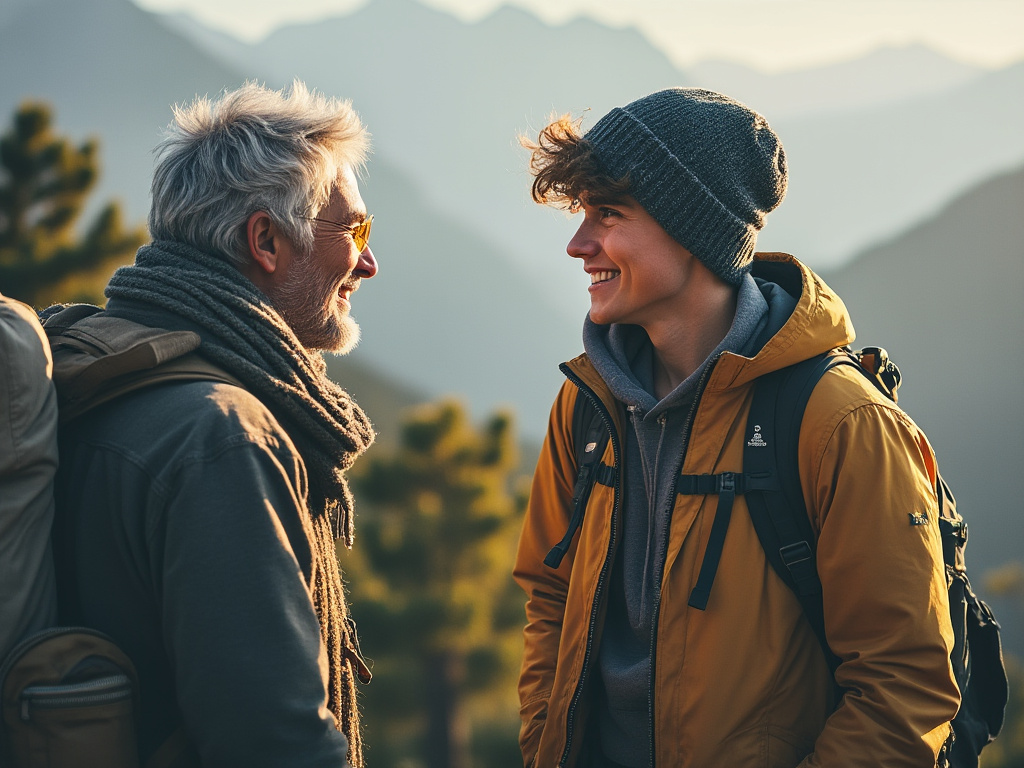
[587,308,615,326]
[312,315,361,355]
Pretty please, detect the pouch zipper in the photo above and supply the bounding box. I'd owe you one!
[20,673,133,721]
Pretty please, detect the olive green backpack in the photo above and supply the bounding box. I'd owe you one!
[1,305,239,768]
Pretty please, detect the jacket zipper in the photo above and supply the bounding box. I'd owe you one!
[557,364,623,768]
[646,356,720,768]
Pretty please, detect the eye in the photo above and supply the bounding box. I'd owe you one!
[598,207,621,220]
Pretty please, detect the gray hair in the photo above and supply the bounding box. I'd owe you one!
[149,80,369,268]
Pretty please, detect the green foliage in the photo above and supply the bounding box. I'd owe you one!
[347,399,528,768]
[0,102,145,306]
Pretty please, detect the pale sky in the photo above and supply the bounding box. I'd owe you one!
[133,0,1024,72]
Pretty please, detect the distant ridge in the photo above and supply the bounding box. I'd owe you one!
[690,44,985,119]
[822,164,1024,576]
[5,0,1023,441]
[759,60,1024,266]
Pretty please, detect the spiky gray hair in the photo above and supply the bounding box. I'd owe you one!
[149,80,369,268]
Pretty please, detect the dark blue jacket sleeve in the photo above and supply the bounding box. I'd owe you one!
[156,435,350,768]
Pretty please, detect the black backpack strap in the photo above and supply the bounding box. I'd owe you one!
[744,351,855,675]
[544,389,612,569]
[680,471,773,610]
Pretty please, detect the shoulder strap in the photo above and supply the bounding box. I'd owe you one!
[43,307,242,423]
[744,352,847,674]
[543,389,612,569]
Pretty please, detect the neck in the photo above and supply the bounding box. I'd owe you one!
[648,276,738,400]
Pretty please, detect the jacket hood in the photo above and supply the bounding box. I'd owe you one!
[703,252,855,392]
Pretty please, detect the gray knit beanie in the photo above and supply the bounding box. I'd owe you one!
[585,88,787,285]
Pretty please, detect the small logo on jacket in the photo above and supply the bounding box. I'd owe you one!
[746,425,767,448]
[909,512,929,526]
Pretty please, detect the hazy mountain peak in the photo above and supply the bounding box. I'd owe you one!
[479,4,539,27]
[691,42,985,120]
[358,0,456,25]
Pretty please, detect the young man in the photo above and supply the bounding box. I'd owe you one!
[50,82,378,767]
[515,89,959,768]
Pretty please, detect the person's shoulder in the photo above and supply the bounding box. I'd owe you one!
[72,378,299,469]
[800,358,927,458]
[806,361,897,420]
[0,295,50,366]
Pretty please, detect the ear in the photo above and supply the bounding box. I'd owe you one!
[246,210,281,274]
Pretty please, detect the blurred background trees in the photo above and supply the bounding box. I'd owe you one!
[984,566,1024,767]
[0,102,145,306]
[348,399,529,768]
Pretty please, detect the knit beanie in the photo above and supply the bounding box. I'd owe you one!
[585,88,787,285]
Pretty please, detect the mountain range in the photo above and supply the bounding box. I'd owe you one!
[821,164,1024,650]
[822,164,1024,575]
[1,0,1021,447]
[689,44,985,120]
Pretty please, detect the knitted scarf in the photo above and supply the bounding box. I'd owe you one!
[106,240,373,764]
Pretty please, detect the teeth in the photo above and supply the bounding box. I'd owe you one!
[590,270,619,284]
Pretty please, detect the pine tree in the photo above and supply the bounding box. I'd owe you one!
[348,399,528,768]
[0,102,145,306]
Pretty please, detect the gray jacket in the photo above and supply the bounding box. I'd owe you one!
[0,294,58,662]
[54,300,351,767]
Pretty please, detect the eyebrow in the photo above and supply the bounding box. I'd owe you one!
[320,208,367,227]
[583,194,634,208]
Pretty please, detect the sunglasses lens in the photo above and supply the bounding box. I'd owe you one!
[355,215,372,251]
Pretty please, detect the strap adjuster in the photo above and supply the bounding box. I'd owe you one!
[779,541,813,567]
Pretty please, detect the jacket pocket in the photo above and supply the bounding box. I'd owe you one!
[764,724,814,768]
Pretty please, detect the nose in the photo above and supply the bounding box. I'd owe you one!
[355,245,377,278]
[567,220,599,261]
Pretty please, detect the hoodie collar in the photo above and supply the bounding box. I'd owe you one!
[583,272,781,417]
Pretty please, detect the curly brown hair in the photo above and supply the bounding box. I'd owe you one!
[522,114,631,211]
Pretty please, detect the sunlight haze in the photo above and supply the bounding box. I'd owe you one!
[133,0,1024,71]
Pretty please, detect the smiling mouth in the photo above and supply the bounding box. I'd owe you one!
[336,280,359,308]
[590,270,620,285]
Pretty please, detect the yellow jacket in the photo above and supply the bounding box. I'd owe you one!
[514,254,959,768]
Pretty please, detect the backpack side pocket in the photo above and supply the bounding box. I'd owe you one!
[1,627,140,768]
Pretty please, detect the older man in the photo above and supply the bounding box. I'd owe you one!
[51,82,377,767]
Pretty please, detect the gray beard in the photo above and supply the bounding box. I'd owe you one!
[270,251,360,354]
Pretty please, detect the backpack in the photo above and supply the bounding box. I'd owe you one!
[0,304,238,768]
[555,346,1008,768]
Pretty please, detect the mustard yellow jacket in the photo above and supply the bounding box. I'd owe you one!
[514,255,959,768]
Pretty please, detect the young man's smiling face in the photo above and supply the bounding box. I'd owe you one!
[567,194,699,329]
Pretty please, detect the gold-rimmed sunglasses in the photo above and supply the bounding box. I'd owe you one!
[301,214,373,252]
